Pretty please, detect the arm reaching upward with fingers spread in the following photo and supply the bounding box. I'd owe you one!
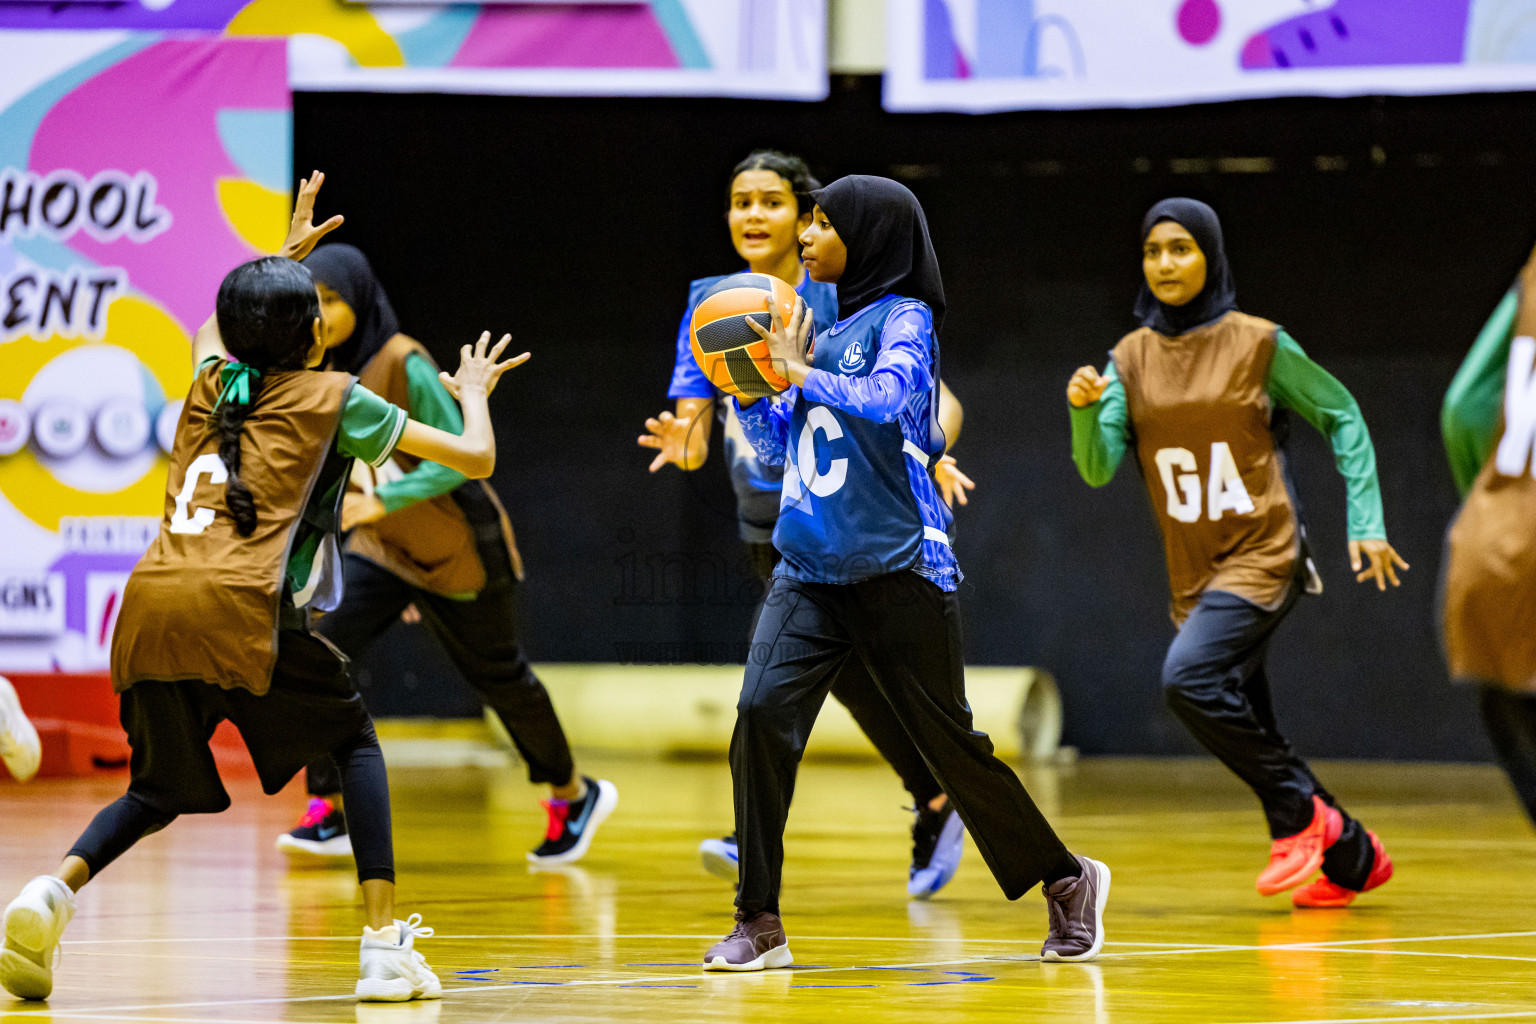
[394,332,528,480]
[192,170,344,369]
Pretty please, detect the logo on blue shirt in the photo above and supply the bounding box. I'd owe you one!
[837,341,866,374]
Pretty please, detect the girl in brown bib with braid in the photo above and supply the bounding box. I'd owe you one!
[1067,198,1408,908]
[0,175,525,1003]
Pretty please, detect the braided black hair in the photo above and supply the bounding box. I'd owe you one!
[212,256,320,536]
[727,149,822,216]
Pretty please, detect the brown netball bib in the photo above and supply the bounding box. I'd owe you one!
[112,363,353,695]
[345,334,523,594]
[1443,335,1536,693]
[1113,311,1300,625]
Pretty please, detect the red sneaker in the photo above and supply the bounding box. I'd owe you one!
[1256,796,1344,896]
[1291,831,1393,908]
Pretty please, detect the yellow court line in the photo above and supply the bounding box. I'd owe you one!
[16,930,1536,1020]
[2,957,996,1017]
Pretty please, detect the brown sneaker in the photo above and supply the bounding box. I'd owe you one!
[1041,856,1110,962]
[702,911,794,972]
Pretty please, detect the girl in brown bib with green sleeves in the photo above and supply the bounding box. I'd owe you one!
[1441,243,1536,821]
[1067,198,1407,908]
[0,175,524,1003]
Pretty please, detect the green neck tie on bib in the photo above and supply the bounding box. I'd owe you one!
[214,362,261,412]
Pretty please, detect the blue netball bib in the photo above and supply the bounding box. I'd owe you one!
[773,296,941,584]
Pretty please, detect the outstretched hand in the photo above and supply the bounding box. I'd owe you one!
[638,410,705,472]
[1066,365,1111,408]
[1350,539,1409,591]
[746,295,813,383]
[934,454,975,508]
[280,170,344,261]
[440,332,529,400]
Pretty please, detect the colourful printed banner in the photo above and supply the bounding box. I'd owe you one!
[0,1,828,100]
[886,0,1536,112]
[0,33,292,671]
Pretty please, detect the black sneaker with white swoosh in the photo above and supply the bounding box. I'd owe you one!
[527,776,619,866]
[276,798,353,860]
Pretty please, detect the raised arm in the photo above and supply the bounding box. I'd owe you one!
[395,332,527,480]
[1066,362,1129,487]
[191,171,341,371]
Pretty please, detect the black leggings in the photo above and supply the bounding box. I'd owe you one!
[308,551,574,795]
[68,720,393,882]
[70,631,395,884]
[1479,685,1536,825]
[1162,584,1375,890]
[745,543,943,807]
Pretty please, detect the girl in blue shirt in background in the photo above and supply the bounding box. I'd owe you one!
[701,175,1108,971]
[639,151,973,899]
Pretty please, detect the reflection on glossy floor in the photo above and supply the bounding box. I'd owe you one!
[5,755,1536,1024]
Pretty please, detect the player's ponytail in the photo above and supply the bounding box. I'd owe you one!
[212,257,322,536]
[214,367,263,536]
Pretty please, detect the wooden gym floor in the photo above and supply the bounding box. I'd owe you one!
[4,754,1536,1024]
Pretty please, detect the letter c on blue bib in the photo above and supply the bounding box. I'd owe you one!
[797,406,848,497]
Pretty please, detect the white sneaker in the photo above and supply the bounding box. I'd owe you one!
[356,914,442,1002]
[0,876,76,1000]
[0,676,41,783]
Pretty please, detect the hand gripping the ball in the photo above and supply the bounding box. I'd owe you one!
[745,294,813,391]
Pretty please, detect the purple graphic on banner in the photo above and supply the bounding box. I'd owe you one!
[1241,0,1471,69]
[451,6,682,69]
[977,0,1032,77]
[0,0,249,30]
[924,0,970,78]
[923,0,1082,80]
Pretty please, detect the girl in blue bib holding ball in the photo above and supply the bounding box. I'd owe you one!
[702,175,1110,971]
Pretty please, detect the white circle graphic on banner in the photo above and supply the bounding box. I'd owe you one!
[0,400,29,456]
[156,400,183,455]
[32,400,89,458]
[95,398,151,457]
[24,346,162,491]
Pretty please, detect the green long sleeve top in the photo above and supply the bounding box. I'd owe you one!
[1070,329,1387,541]
[1442,288,1516,498]
[371,352,469,514]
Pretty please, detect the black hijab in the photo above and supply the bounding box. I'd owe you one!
[1133,197,1238,336]
[809,175,946,335]
[302,243,400,373]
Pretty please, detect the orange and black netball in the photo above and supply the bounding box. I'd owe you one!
[689,273,806,400]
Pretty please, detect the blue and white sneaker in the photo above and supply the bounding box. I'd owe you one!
[277,798,353,859]
[699,833,739,883]
[528,777,618,866]
[907,803,964,900]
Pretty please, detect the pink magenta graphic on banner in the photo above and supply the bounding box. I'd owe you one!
[28,38,290,332]
[450,7,681,69]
